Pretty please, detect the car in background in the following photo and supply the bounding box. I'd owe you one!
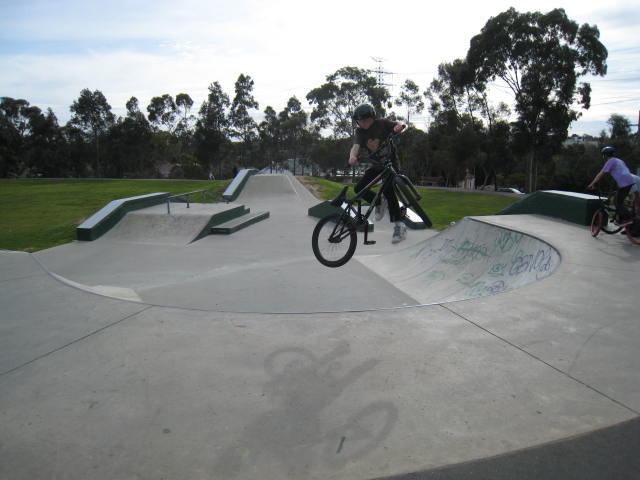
[497,187,525,194]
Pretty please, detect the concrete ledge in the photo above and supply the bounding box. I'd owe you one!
[307,201,373,232]
[222,169,259,202]
[76,192,171,241]
[307,200,342,219]
[497,190,601,226]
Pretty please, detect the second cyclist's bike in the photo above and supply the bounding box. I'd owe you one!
[590,188,640,245]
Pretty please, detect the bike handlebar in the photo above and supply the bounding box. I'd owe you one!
[368,130,402,162]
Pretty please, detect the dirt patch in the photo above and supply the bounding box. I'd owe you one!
[296,176,323,199]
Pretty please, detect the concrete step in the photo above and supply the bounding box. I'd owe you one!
[190,205,250,242]
[209,211,270,234]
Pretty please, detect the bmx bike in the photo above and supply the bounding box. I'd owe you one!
[590,188,640,245]
[311,133,432,267]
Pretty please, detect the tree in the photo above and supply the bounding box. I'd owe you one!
[175,93,195,138]
[552,143,600,191]
[1,97,33,136]
[1,97,31,176]
[466,8,608,192]
[24,107,64,177]
[68,89,115,177]
[425,60,477,123]
[126,97,148,124]
[229,74,259,143]
[601,114,639,171]
[278,96,311,174]
[194,82,230,177]
[306,66,390,138]
[607,114,631,139]
[0,98,67,177]
[425,110,463,186]
[229,74,259,167]
[61,123,92,177]
[258,105,280,172]
[395,127,430,182]
[424,61,491,186]
[481,119,513,188]
[395,79,424,126]
[104,97,153,177]
[309,137,351,177]
[147,94,178,132]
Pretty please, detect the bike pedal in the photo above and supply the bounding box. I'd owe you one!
[364,240,377,245]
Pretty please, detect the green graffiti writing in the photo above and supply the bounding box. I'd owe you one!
[494,231,523,253]
[427,270,446,281]
[442,239,489,265]
[488,263,507,277]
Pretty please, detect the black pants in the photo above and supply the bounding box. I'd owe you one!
[354,166,402,222]
[616,184,633,221]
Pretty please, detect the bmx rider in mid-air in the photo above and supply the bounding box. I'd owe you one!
[348,104,407,244]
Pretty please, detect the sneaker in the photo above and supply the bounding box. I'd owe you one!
[375,196,387,221]
[392,224,407,244]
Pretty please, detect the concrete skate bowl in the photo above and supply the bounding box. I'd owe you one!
[360,217,561,306]
[37,214,561,314]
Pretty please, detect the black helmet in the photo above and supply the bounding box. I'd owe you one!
[601,146,615,156]
[352,104,376,121]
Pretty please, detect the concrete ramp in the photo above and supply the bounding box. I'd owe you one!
[99,203,241,246]
[362,217,560,305]
[498,190,600,226]
[235,173,309,201]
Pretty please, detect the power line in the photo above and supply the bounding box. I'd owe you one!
[591,98,640,106]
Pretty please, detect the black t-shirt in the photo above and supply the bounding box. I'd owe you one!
[353,119,397,165]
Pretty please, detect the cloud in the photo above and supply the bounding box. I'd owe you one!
[1,0,637,135]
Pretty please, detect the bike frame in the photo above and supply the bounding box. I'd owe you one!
[595,188,638,222]
[337,162,398,245]
[329,132,429,243]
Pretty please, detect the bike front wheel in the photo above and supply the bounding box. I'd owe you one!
[312,213,358,267]
[592,208,622,236]
[591,209,605,237]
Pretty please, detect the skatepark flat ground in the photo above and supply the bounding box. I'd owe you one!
[1,174,639,479]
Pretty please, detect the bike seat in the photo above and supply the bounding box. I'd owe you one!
[330,186,349,207]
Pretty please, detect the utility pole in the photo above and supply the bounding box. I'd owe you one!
[631,110,639,145]
[371,57,394,88]
[370,57,395,118]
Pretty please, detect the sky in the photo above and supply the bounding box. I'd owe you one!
[1,0,639,137]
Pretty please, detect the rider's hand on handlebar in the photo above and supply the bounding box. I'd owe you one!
[348,156,359,166]
[393,124,406,134]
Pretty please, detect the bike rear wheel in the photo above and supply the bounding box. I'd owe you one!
[312,213,358,267]
[394,177,432,227]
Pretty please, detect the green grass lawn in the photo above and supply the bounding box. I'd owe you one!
[0,179,228,252]
[304,177,519,230]
[0,177,519,252]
